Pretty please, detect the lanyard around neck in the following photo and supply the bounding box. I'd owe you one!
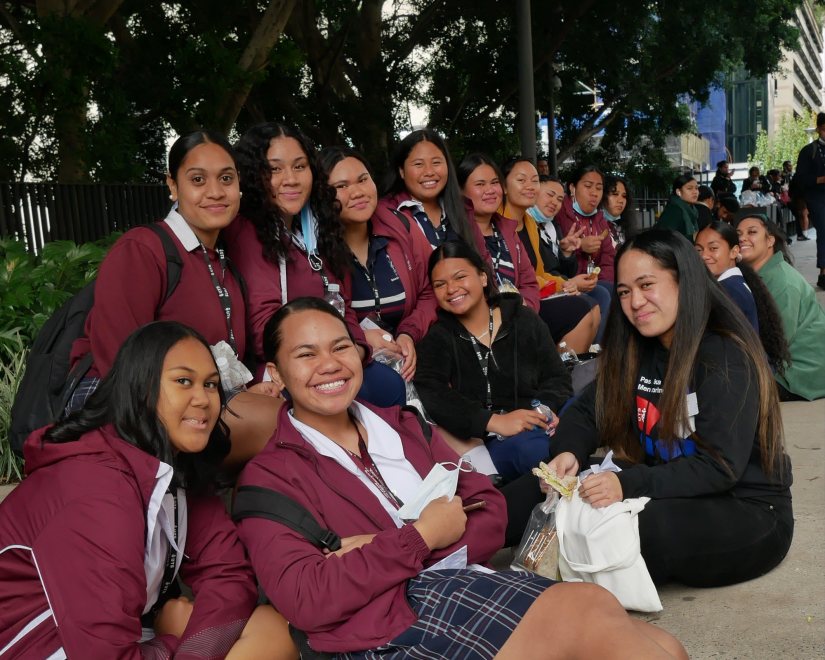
[489,225,507,284]
[286,225,331,295]
[467,308,496,410]
[344,420,404,509]
[196,239,236,354]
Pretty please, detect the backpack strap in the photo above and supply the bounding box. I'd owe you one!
[56,350,95,417]
[232,485,342,551]
[389,208,411,232]
[146,223,184,305]
[401,404,432,443]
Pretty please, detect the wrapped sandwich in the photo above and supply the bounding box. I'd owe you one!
[533,462,578,499]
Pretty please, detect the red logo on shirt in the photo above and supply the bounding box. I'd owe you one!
[636,396,660,434]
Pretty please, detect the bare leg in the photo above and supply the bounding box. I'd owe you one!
[493,583,687,660]
[436,425,484,456]
[222,392,285,474]
[155,599,298,660]
[631,619,690,660]
[559,311,598,355]
[589,305,601,346]
[226,605,299,660]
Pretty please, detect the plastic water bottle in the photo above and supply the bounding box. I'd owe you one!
[531,399,556,437]
[558,341,580,365]
[324,284,346,317]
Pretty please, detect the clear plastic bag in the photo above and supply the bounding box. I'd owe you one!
[511,491,560,579]
[371,348,434,424]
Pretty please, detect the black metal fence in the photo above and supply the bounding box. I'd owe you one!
[0,182,171,253]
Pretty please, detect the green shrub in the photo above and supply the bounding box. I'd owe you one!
[0,234,119,355]
[0,335,27,483]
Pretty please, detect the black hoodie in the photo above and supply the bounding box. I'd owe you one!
[414,294,573,439]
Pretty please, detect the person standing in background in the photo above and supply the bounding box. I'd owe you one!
[711,161,737,196]
[696,186,715,232]
[794,112,825,288]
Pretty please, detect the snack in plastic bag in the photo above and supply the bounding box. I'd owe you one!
[512,492,560,578]
[210,341,253,392]
[533,462,578,498]
[498,279,520,294]
[371,348,434,423]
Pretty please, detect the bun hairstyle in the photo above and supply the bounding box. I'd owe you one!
[262,296,354,366]
[566,164,604,198]
[381,129,478,250]
[699,221,791,375]
[598,228,785,477]
[168,130,237,181]
[672,174,696,196]
[319,145,373,180]
[735,213,793,265]
[44,322,231,495]
[427,239,502,309]
[234,122,350,279]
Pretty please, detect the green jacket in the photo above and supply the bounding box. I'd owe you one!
[657,195,699,240]
[759,251,825,401]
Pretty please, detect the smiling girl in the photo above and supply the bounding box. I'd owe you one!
[236,297,687,660]
[555,165,617,284]
[0,322,295,659]
[545,228,793,588]
[379,129,487,254]
[736,214,825,401]
[321,146,439,381]
[224,123,406,415]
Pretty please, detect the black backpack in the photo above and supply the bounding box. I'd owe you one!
[231,406,432,660]
[8,223,241,454]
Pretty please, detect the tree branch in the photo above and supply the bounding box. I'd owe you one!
[388,0,444,74]
[555,93,624,163]
[0,4,40,61]
[216,0,298,135]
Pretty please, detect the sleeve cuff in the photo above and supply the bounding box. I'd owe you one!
[469,409,495,440]
[400,523,432,564]
[616,468,646,499]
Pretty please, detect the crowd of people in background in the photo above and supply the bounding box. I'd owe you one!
[1,114,823,660]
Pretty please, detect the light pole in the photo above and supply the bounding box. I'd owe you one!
[548,63,561,175]
[516,0,536,162]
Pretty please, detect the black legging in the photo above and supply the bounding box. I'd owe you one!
[639,494,793,587]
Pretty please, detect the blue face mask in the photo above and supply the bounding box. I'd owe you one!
[602,209,621,222]
[527,206,554,224]
[573,200,598,217]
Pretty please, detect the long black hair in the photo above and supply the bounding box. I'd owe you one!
[427,239,501,309]
[598,228,784,476]
[566,164,604,198]
[168,130,237,181]
[456,153,504,190]
[44,322,231,495]
[234,122,350,279]
[319,145,374,182]
[381,129,478,249]
[699,221,791,375]
[263,296,355,365]
[735,213,793,266]
[499,156,537,213]
[602,175,637,240]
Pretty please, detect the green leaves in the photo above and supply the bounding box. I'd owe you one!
[0,236,113,354]
[749,110,817,172]
[0,333,27,483]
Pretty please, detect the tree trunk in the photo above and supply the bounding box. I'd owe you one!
[216,0,298,135]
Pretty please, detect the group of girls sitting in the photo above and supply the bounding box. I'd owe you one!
[0,120,810,658]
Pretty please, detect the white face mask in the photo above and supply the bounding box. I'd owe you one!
[396,458,473,521]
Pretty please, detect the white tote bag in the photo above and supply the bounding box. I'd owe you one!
[556,485,663,613]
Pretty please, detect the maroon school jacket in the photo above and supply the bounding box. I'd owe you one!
[378,191,495,270]
[555,196,616,282]
[237,401,507,654]
[370,205,438,342]
[224,215,371,380]
[0,424,257,660]
[489,212,541,311]
[70,222,247,378]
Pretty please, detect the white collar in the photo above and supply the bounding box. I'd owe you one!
[288,401,405,469]
[718,266,742,282]
[163,207,201,252]
[397,197,445,218]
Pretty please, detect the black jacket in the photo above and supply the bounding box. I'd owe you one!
[741,175,772,195]
[549,334,792,502]
[414,294,573,439]
[711,172,737,195]
[794,140,825,199]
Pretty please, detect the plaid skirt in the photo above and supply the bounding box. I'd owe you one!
[65,376,101,414]
[336,569,556,660]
